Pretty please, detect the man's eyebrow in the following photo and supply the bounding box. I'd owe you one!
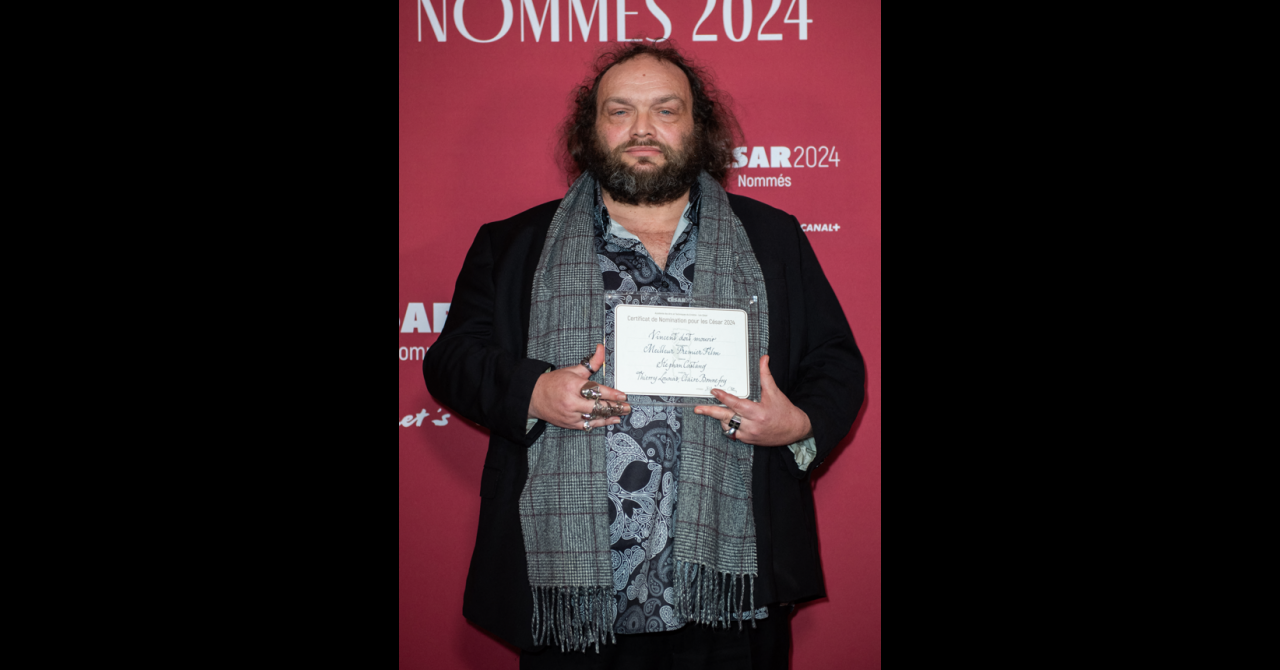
[601,94,687,107]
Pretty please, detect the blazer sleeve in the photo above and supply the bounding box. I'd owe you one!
[423,224,553,445]
[777,216,866,478]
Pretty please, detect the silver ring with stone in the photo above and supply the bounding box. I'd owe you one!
[583,420,593,433]
[724,414,743,438]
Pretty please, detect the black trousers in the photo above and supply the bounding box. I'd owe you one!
[519,605,794,670]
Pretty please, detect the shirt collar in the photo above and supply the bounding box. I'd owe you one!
[594,180,702,249]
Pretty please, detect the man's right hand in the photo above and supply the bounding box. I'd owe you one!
[528,344,630,431]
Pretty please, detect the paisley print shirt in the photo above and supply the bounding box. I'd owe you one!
[594,183,768,635]
[595,184,700,635]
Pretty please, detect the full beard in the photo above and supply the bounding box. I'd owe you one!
[588,131,703,206]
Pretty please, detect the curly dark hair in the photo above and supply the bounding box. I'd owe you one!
[559,42,743,187]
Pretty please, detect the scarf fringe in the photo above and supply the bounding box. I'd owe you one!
[530,586,616,653]
[673,560,757,631]
[530,563,759,653]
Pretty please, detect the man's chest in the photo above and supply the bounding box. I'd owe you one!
[633,232,674,270]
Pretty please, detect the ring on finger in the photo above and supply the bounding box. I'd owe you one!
[583,419,593,433]
[590,400,617,419]
[723,414,743,438]
[580,382,603,400]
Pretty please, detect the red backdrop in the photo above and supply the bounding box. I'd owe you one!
[399,1,880,667]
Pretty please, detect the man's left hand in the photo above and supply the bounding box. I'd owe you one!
[694,355,812,446]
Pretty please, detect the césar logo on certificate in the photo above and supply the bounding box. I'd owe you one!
[613,304,750,399]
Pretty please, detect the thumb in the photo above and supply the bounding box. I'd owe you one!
[571,344,605,379]
[759,355,778,396]
[572,343,604,378]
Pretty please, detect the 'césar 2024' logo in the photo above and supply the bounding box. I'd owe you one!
[732,145,841,169]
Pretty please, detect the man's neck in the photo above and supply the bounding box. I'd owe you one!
[601,188,690,235]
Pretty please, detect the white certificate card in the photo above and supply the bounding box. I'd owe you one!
[613,304,751,399]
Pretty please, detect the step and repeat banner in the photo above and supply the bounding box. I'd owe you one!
[399,1,880,667]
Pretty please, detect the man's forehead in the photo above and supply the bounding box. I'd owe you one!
[597,56,692,105]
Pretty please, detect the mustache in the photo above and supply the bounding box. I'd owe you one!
[614,139,671,155]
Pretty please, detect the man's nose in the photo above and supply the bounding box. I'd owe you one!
[631,112,654,139]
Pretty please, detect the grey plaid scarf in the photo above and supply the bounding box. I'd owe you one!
[520,171,769,652]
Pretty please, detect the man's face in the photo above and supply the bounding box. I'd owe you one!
[596,55,695,169]
[590,55,701,205]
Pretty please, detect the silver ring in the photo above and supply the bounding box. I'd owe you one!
[580,383,603,400]
[580,356,598,374]
[588,400,612,420]
[723,426,738,438]
[728,414,743,430]
[583,420,593,433]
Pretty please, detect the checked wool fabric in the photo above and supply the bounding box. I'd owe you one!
[520,171,769,652]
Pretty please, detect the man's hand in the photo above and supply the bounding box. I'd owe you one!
[694,355,812,446]
[529,344,631,431]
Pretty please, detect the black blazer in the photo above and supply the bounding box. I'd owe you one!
[423,193,864,651]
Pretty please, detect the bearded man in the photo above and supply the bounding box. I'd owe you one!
[424,43,864,669]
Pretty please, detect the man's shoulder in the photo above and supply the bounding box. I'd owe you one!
[720,192,816,273]
[472,199,562,261]
[484,199,562,235]
[471,198,560,263]
[727,192,803,253]
[725,192,798,226]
